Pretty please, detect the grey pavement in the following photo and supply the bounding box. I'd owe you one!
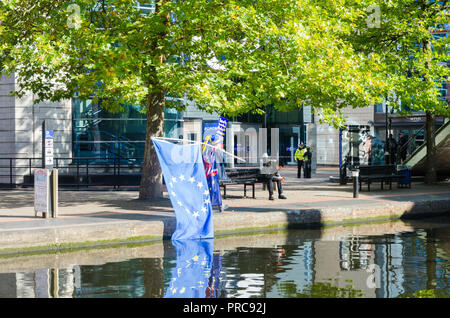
[0,166,449,252]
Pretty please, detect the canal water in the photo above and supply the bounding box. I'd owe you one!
[0,217,449,298]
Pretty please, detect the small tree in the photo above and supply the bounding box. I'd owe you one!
[346,0,450,183]
[1,0,385,199]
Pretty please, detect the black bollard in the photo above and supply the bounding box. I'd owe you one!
[352,168,359,198]
[340,162,348,185]
[339,168,346,185]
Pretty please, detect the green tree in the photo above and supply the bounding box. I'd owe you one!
[345,0,449,183]
[0,0,384,200]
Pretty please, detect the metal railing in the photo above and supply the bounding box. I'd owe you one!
[0,157,144,190]
[0,155,297,190]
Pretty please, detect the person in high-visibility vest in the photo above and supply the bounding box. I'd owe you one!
[295,143,307,178]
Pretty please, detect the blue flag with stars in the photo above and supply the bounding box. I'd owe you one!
[152,138,214,240]
[164,239,214,298]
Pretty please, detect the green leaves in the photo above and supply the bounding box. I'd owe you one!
[3,0,441,123]
[347,0,449,117]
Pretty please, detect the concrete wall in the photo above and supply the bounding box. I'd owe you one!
[315,106,374,165]
[0,74,16,159]
[0,74,72,184]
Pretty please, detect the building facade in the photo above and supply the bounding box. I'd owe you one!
[1,67,448,185]
[0,74,72,184]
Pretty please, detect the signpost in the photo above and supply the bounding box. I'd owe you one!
[44,128,54,168]
[35,121,58,218]
[34,169,50,218]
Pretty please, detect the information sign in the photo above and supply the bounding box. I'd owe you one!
[34,169,50,215]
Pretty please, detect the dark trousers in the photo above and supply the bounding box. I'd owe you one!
[400,151,407,162]
[297,160,304,178]
[385,154,396,165]
[390,154,396,165]
[267,177,283,197]
[305,161,311,178]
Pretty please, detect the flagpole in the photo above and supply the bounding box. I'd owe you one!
[151,136,246,162]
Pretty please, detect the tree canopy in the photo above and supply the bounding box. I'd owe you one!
[344,0,449,116]
[342,0,449,184]
[3,0,447,196]
[0,0,386,126]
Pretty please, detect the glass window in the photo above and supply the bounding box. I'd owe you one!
[374,103,384,113]
[73,99,146,119]
[73,98,182,161]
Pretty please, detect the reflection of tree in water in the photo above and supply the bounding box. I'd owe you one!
[398,289,450,298]
[219,246,299,298]
[142,258,165,298]
[397,227,450,298]
[278,281,364,298]
[278,235,368,298]
[69,223,450,298]
[77,257,165,298]
[426,229,437,291]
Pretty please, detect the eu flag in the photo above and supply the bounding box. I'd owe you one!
[152,138,214,240]
[164,239,214,298]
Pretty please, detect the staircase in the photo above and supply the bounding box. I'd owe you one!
[403,119,450,177]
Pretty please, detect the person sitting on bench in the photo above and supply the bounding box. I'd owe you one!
[268,165,287,201]
[261,154,287,201]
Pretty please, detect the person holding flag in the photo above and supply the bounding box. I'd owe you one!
[151,117,231,240]
[202,135,223,210]
[152,138,214,241]
[202,117,228,212]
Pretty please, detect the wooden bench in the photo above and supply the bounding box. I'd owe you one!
[220,168,266,199]
[356,165,403,191]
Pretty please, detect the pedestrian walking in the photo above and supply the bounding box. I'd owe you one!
[388,134,397,165]
[398,132,408,163]
[295,143,307,178]
[384,134,398,165]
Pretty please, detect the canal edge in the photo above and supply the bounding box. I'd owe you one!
[1,199,450,256]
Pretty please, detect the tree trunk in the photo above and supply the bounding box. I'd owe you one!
[422,36,437,185]
[425,228,437,290]
[424,110,437,184]
[139,91,165,200]
[138,0,168,201]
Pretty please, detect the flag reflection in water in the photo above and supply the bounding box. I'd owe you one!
[164,239,221,298]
